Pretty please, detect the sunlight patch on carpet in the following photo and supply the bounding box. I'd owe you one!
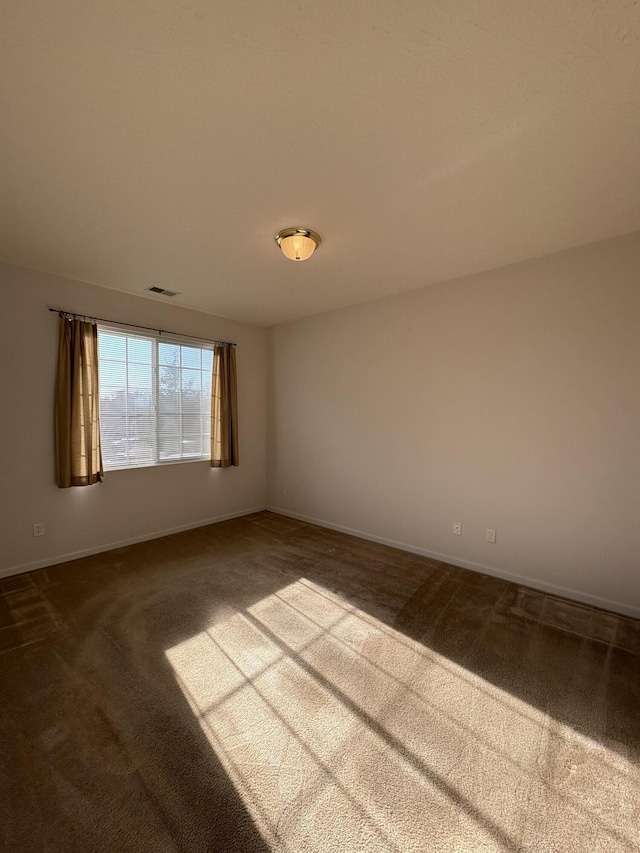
[166,579,637,853]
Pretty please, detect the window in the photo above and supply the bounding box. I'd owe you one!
[98,327,213,470]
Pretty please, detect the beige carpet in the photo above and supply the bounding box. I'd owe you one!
[0,511,638,852]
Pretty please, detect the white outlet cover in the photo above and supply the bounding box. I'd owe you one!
[452,522,462,535]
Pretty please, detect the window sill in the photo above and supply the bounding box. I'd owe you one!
[104,455,211,473]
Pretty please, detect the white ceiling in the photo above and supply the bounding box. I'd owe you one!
[1,1,639,326]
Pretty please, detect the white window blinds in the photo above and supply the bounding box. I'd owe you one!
[98,327,213,470]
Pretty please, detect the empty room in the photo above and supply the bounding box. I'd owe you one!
[1,1,639,851]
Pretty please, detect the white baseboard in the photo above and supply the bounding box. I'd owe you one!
[6,502,637,621]
[266,505,640,620]
[0,506,266,580]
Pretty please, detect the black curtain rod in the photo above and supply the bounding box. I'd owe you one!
[48,308,236,347]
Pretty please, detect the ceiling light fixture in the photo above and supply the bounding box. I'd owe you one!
[275,227,321,261]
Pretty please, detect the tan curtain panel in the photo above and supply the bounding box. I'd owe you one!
[211,345,239,468]
[55,316,104,488]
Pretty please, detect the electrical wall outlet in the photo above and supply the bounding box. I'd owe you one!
[486,528,497,543]
[452,522,462,536]
[33,522,45,537]
[280,485,287,496]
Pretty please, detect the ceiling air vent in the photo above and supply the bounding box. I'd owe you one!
[148,286,181,297]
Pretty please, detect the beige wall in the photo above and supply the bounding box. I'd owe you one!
[2,233,639,615]
[0,263,268,575]
[268,232,640,617]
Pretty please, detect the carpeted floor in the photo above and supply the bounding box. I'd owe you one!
[0,511,638,852]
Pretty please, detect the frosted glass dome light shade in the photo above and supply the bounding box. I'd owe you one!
[275,228,321,261]
[281,234,315,261]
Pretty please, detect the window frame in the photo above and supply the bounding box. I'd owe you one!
[97,323,215,472]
